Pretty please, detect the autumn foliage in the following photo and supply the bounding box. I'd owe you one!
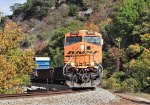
[102,0,150,93]
[84,23,99,32]
[0,21,36,94]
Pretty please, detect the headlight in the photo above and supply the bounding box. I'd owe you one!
[90,62,95,66]
[81,44,84,50]
[71,62,75,66]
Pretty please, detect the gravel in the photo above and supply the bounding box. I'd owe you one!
[0,88,119,105]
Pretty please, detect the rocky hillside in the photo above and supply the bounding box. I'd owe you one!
[15,0,117,34]
[9,0,119,50]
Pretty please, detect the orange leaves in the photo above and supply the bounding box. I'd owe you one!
[0,51,36,94]
[108,47,124,59]
[84,23,99,32]
[0,21,36,94]
[0,56,17,92]
[0,56,14,72]
[0,21,24,54]
[20,49,37,75]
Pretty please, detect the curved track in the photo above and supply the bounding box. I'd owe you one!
[0,89,75,99]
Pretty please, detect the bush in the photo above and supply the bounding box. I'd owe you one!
[23,34,37,48]
[69,4,78,16]
[102,77,120,91]
[124,78,139,92]
[102,71,140,93]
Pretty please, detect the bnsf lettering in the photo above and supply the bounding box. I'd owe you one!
[68,51,75,54]
[67,51,99,55]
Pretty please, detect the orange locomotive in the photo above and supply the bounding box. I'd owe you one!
[63,30,103,88]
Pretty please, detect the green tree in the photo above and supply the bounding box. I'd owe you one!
[106,0,148,47]
[116,0,146,35]
[102,0,150,93]
[69,4,78,16]
[40,21,83,67]
[10,0,55,19]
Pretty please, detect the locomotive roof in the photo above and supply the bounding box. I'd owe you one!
[65,30,102,37]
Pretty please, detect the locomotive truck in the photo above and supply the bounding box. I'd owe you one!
[33,30,103,88]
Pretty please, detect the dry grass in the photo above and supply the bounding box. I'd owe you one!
[124,92,150,100]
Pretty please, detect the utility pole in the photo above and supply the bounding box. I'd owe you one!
[116,37,122,71]
[0,11,4,23]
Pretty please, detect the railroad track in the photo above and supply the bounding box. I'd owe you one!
[0,89,75,99]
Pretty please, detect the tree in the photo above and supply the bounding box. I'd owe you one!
[10,3,26,17]
[116,0,146,35]
[108,46,124,71]
[40,21,83,67]
[27,0,55,19]
[10,3,23,12]
[106,0,148,47]
[10,0,55,19]
[102,0,150,93]
[0,20,36,94]
[69,4,78,16]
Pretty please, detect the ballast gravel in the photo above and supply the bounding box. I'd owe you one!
[0,88,119,105]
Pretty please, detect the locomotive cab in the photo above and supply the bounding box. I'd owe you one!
[63,30,103,88]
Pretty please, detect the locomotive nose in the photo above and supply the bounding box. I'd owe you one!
[86,46,91,50]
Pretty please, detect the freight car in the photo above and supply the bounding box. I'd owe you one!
[32,57,54,82]
[32,57,65,83]
[33,30,103,88]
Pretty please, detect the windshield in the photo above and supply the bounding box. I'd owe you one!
[66,36,82,45]
[84,36,100,45]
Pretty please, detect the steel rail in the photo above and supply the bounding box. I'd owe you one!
[0,89,75,99]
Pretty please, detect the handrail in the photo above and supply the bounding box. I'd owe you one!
[98,64,103,77]
[63,57,72,75]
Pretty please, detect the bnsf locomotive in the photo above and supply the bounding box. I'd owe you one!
[33,30,103,88]
[63,30,103,88]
